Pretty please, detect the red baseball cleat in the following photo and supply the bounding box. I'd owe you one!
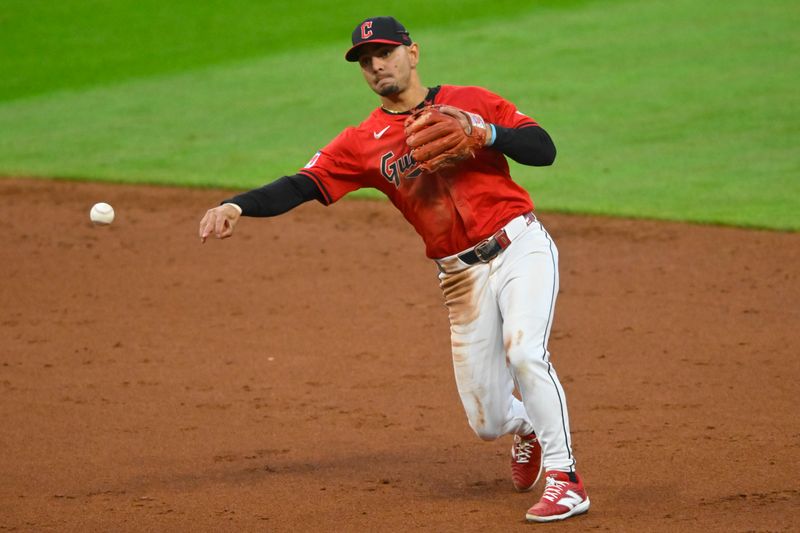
[511,433,542,492]
[525,470,590,522]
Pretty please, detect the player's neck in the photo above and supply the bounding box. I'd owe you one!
[379,83,428,114]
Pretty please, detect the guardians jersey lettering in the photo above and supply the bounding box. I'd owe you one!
[298,85,539,258]
[380,151,419,187]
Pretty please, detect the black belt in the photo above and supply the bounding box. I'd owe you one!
[457,212,536,265]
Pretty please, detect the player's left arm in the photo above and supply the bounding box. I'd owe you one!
[473,87,557,167]
[488,124,556,167]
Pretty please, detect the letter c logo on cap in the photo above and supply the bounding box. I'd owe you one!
[361,21,373,39]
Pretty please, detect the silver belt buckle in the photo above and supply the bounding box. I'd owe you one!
[473,239,493,262]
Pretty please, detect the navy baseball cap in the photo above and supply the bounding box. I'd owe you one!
[345,16,412,62]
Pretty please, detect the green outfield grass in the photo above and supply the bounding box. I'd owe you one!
[1,0,798,230]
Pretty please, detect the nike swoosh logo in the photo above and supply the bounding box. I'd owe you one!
[556,490,583,510]
[373,125,391,139]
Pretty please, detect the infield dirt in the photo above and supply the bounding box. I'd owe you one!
[1,178,798,532]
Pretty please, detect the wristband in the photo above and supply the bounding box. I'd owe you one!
[487,124,497,146]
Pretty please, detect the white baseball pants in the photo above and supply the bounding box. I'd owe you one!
[436,214,576,473]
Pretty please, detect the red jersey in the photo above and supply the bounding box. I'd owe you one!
[298,85,539,259]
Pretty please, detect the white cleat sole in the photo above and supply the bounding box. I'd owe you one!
[525,497,590,523]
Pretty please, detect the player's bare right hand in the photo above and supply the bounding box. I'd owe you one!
[199,203,241,243]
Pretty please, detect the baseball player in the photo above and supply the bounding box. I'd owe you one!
[199,16,589,523]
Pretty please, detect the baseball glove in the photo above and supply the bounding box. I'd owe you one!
[404,105,489,174]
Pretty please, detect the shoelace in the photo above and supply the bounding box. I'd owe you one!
[513,437,535,464]
[541,476,570,502]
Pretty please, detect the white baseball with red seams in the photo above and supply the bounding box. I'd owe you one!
[89,202,115,225]
[435,214,575,473]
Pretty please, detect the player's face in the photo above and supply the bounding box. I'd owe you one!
[358,44,418,97]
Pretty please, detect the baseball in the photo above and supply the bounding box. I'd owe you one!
[90,202,115,225]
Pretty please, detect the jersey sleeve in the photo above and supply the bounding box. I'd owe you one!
[479,88,540,130]
[297,128,364,205]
